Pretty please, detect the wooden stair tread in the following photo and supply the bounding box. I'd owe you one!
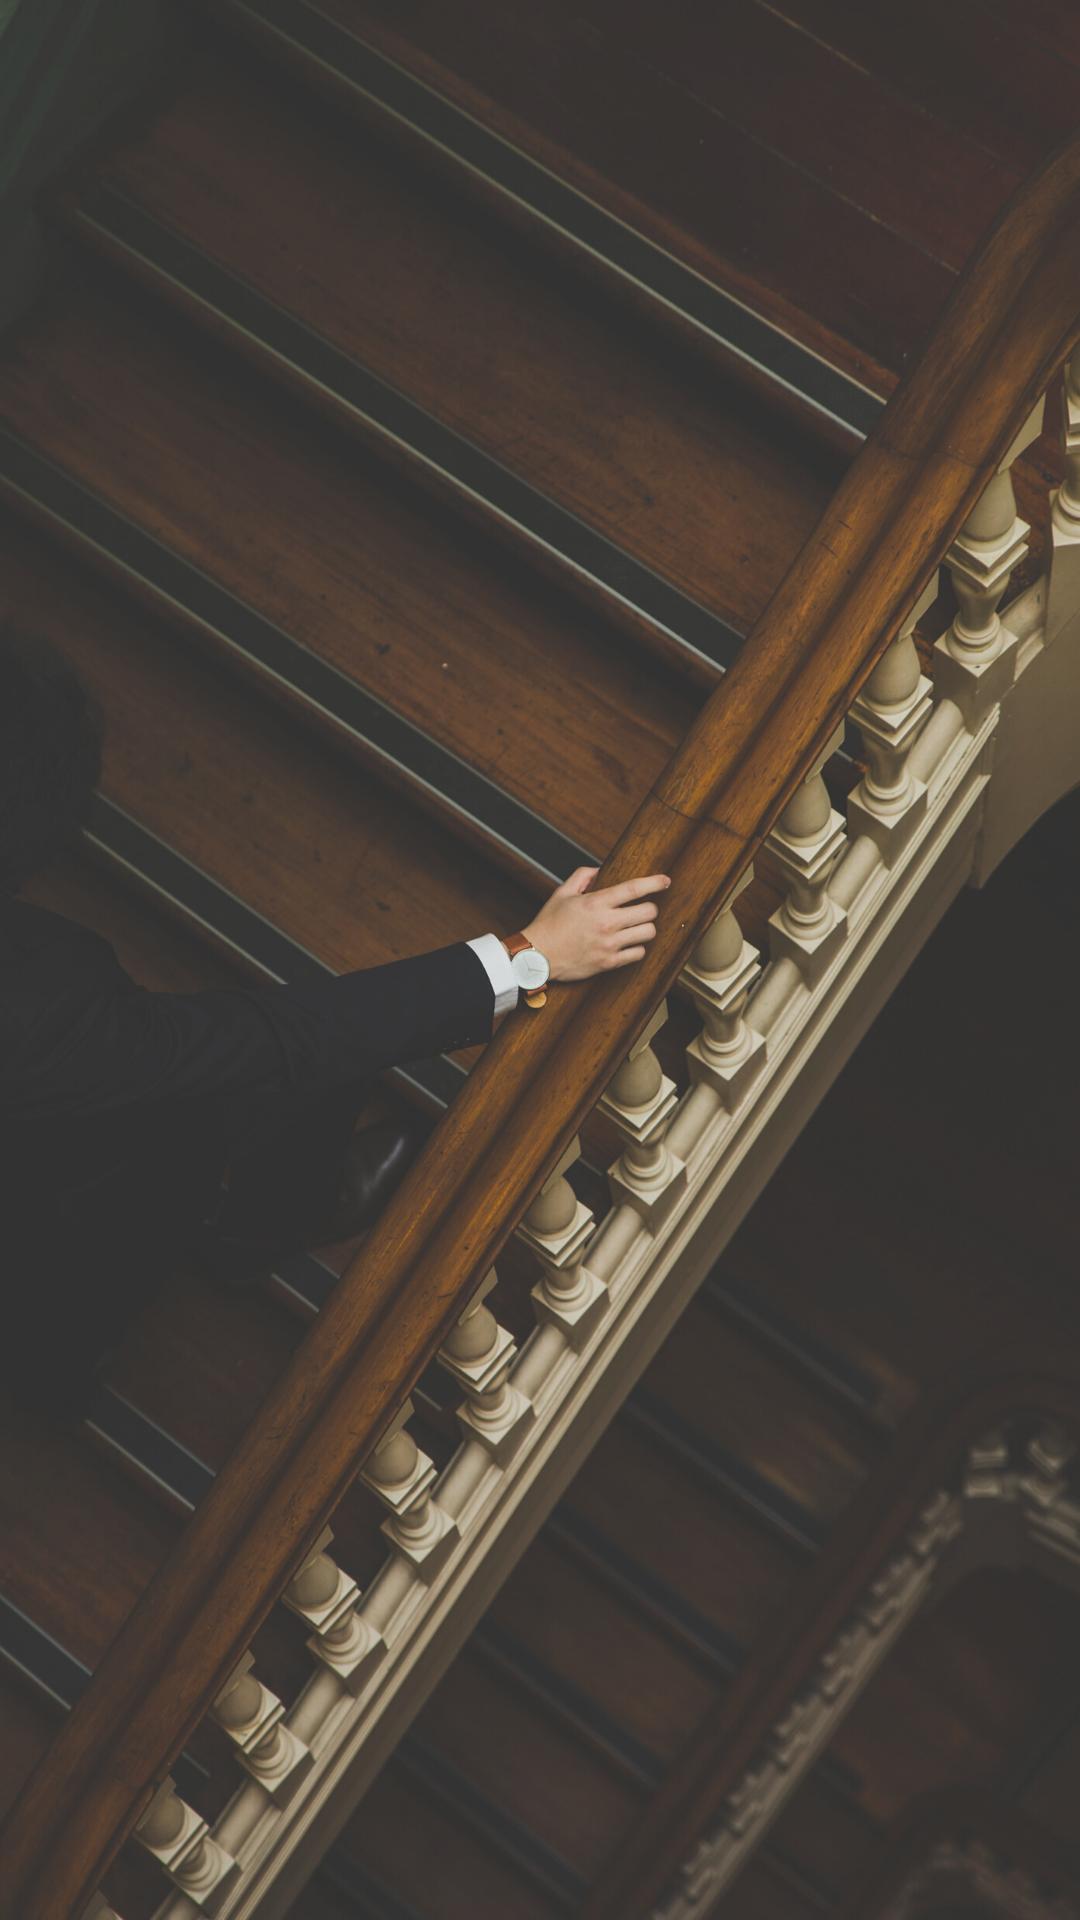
[407,1646,643,1882]
[0,1401,177,1673]
[0,262,697,867]
[635,1299,881,1532]
[254,0,955,392]
[774,0,1080,178]
[562,1416,805,1659]
[571,0,1020,275]
[0,512,534,977]
[332,1762,565,1920]
[76,46,846,639]
[484,1530,717,1770]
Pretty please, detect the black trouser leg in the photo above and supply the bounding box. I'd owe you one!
[207,1077,371,1250]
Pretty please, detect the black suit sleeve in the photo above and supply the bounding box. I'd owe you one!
[3,942,495,1122]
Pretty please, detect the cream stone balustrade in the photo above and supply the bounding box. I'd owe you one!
[1049,342,1080,640]
[135,1778,236,1907]
[933,402,1042,724]
[360,1401,458,1582]
[598,999,687,1228]
[848,583,936,864]
[682,869,766,1110]
[761,724,847,983]
[210,1655,312,1805]
[438,1270,533,1463]
[518,1136,606,1349]
[282,1528,379,1692]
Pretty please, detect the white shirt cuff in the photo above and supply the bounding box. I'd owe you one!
[467,934,519,1024]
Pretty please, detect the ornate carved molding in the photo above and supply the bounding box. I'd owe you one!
[652,1422,1080,1920]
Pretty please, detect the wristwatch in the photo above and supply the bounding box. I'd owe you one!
[501,931,551,1008]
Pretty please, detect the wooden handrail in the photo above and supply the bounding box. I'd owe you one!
[586,1341,1080,1920]
[4,125,1080,1918]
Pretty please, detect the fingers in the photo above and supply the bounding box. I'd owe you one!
[612,945,647,965]
[613,918,657,946]
[556,865,600,897]
[597,873,670,907]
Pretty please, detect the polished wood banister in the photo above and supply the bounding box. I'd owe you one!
[587,1336,1080,1918]
[4,128,1080,1919]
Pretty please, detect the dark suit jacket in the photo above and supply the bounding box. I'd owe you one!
[0,897,495,1398]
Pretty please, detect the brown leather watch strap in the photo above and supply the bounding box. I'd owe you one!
[500,932,547,1009]
[501,931,532,959]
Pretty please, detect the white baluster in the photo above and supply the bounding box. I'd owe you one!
[133,1779,236,1907]
[210,1653,311,1805]
[438,1270,533,1464]
[934,402,1041,720]
[598,1001,687,1230]
[283,1526,384,1693]
[360,1400,458,1581]
[846,579,935,864]
[519,1137,608,1350]
[682,868,766,1106]
[1048,343,1080,642]
[762,725,847,983]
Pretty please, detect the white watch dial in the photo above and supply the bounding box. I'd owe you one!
[511,946,550,990]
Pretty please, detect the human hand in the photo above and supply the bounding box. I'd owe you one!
[521,867,671,983]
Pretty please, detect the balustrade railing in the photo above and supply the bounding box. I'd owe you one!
[5,121,1080,1920]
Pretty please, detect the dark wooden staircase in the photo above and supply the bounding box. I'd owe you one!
[2,2,1079,1915]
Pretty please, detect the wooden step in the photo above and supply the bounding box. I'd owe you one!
[401,1648,644,1890]
[480,1532,714,1776]
[59,38,848,660]
[771,0,1080,177]
[627,1297,884,1540]
[0,1399,177,1680]
[326,1761,565,1920]
[555,1417,806,1667]
[0,268,693,886]
[0,507,534,984]
[211,0,935,410]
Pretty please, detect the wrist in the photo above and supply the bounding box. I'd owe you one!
[519,921,557,980]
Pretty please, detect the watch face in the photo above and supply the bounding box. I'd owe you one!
[512,946,550,990]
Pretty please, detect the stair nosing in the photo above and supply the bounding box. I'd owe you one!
[471,1618,665,1792]
[0,427,589,888]
[546,1507,743,1678]
[396,1733,587,1910]
[623,1388,826,1554]
[701,1271,893,1436]
[218,0,884,439]
[66,181,747,674]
